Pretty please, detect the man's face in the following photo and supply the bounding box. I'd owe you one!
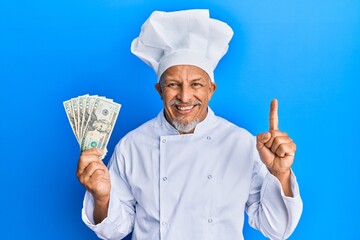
[155,65,216,134]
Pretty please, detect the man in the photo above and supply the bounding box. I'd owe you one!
[76,9,303,239]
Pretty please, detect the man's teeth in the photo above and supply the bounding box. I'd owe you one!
[177,105,194,110]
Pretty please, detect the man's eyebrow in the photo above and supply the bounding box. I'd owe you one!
[190,78,204,81]
[190,77,209,83]
[163,78,180,82]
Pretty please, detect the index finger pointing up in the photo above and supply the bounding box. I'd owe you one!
[269,99,279,130]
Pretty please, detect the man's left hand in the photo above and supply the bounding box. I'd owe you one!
[256,99,296,196]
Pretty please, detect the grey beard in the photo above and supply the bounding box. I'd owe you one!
[172,118,200,133]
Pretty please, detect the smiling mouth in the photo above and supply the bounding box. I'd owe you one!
[174,105,197,115]
[169,100,202,115]
[176,105,195,111]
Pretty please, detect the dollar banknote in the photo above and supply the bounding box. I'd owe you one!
[63,95,121,159]
[63,100,78,141]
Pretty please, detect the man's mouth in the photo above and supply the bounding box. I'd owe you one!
[169,100,202,115]
[176,105,195,111]
[175,104,196,114]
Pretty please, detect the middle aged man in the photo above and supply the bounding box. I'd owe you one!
[76,9,303,240]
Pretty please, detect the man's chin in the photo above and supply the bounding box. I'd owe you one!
[172,118,200,133]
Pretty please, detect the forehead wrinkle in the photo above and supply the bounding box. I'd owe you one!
[160,66,212,89]
[166,73,207,82]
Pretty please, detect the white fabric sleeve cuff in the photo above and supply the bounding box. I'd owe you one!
[260,170,303,238]
[81,191,134,239]
[262,170,300,199]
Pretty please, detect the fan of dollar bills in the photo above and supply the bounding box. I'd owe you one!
[63,94,121,158]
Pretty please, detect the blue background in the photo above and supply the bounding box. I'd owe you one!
[1,0,359,239]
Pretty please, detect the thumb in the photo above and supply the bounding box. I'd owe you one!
[82,148,104,157]
[256,132,271,149]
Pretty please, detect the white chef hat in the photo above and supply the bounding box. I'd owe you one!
[130,9,234,82]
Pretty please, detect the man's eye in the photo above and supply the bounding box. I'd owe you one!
[192,82,203,87]
[167,83,179,88]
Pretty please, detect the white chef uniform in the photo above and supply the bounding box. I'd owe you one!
[82,108,302,240]
[81,9,303,240]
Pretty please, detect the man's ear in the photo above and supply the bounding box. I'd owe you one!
[209,82,217,100]
[211,82,217,93]
[155,83,163,99]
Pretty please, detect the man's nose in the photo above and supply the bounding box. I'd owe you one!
[177,85,192,102]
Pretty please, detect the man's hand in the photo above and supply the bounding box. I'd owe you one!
[76,148,111,223]
[256,99,296,196]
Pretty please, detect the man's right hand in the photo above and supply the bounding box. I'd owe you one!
[76,148,111,223]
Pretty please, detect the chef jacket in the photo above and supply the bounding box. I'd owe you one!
[82,108,303,240]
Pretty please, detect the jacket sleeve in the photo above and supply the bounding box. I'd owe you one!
[245,138,303,240]
[81,142,136,240]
